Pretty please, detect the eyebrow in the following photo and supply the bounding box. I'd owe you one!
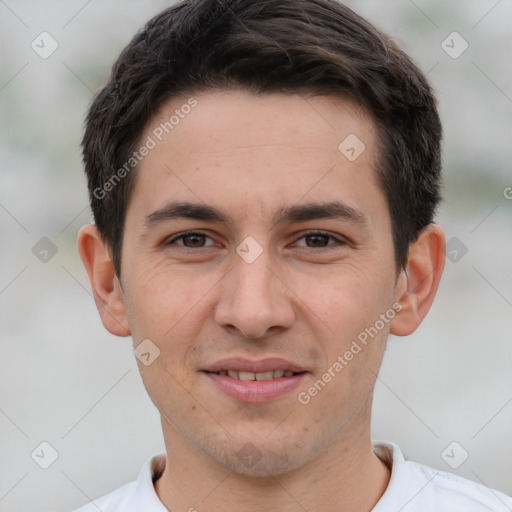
[143,200,369,229]
[144,202,229,228]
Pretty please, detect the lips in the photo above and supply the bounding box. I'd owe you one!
[202,357,308,402]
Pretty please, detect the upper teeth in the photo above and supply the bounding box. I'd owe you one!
[217,370,295,380]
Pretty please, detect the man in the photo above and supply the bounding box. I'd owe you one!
[75,0,512,510]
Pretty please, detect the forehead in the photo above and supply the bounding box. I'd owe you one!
[147,90,376,156]
[128,90,383,226]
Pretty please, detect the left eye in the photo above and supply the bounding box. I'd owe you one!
[295,232,343,248]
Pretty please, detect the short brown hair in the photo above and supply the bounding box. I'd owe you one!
[82,0,442,276]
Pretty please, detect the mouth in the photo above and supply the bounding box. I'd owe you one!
[202,358,309,402]
[205,369,303,380]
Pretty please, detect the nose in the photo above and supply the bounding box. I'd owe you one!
[214,248,296,339]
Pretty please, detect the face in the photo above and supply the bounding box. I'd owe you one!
[118,90,402,475]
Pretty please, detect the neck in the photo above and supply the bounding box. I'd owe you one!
[154,425,390,512]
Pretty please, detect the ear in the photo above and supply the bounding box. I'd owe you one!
[77,224,131,337]
[390,224,445,336]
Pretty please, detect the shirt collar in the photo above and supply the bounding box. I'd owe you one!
[371,440,415,511]
[132,452,168,511]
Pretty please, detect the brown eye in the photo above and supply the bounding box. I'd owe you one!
[304,234,331,247]
[181,234,207,247]
[295,231,345,249]
[167,232,215,248]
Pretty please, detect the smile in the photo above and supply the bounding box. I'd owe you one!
[207,370,301,380]
[203,369,308,402]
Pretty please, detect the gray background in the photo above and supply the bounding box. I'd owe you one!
[0,0,511,510]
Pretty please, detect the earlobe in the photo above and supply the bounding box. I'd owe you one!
[77,224,131,337]
[390,224,445,336]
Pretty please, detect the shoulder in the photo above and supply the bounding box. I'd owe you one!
[72,481,136,512]
[373,441,512,511]
[407,459,512,511]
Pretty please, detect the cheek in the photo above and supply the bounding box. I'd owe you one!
[124,263,228,395]
[124,261,216,341]
[127,265,211,406]
[288,262,393,340]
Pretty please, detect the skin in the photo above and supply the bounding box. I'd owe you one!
[78,90,445,512]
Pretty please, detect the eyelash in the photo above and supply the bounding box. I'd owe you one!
[165,230,347,250]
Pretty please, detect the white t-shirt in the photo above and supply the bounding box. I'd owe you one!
[73,441,512,511]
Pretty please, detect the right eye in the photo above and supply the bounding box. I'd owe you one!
[166,231,216,248]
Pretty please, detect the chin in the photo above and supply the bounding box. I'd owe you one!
[204,436,319,478]
[225,451,306,477]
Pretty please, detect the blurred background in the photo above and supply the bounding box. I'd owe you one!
[0,0,511,510]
